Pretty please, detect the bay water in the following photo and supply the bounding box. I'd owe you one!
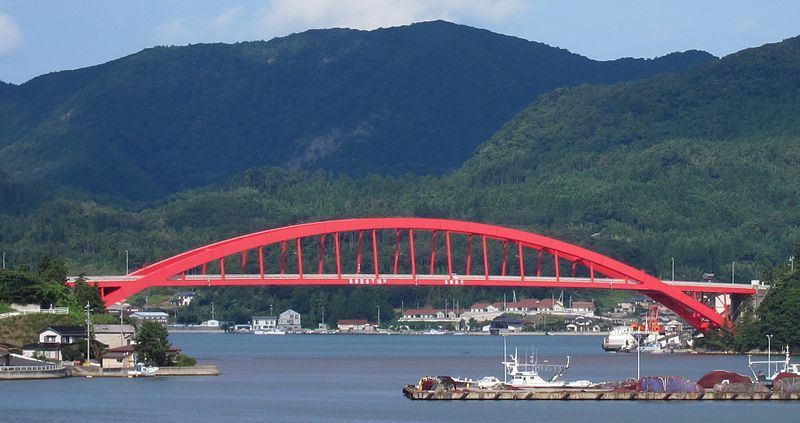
[1,334,795,422]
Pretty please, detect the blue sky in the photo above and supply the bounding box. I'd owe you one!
[1,0,799,84]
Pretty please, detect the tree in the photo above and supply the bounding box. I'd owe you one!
[134,321,171,366]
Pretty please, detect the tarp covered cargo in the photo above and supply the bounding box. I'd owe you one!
[697,370,752,389]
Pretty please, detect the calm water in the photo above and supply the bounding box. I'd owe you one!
[1,334,796,422]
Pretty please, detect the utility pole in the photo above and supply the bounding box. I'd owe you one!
[671,257,674,282]
[376,305,380,328]
[2,252,5,269]
[85,302,92,363]
[731,261,735,284]
[125,249,129,275]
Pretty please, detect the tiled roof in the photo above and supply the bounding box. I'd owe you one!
[337,319,368,325]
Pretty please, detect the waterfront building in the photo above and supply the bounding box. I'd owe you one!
[399,308,459,322]
[252,315,277,331]
[277,309,301,331]
[101,345,136,369]
[337,319,376,332]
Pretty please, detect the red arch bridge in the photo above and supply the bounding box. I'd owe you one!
[66,218,763,331]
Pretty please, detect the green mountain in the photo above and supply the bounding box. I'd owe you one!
[451,34,800,277]
[0,21,714,200]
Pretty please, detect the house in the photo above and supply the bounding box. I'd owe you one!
[101,345,136,369]
[337,319,376,332]
[252,315,277,331]
[488,316,525,334]
[469,303,500,313]
[402,308,442,320]
[130,311,169,327]
[568,301,595,316]
[278,309,301,331]
[22,326,86,361]
[93,324,136,349]
[664,320,684,334]
[171,291,195,306]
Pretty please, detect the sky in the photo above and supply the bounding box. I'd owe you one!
[1,0,800,84]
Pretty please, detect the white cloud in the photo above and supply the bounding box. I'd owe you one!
[0,12,23,55]
[153,17,194,45]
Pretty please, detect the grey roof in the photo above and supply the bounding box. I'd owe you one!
[131,312,169,317]
[93,324,136,334]
[46,326,86,336]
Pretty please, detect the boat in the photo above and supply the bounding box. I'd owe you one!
[254,329,286,335]
[748,345,800,383]
[499,349,593,389]
[602,326,637,352]
[127,362,158,377]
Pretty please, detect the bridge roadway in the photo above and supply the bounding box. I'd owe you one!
[71,274,760,295]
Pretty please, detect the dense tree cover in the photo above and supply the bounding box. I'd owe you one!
[134,321,171,366]
[699,256,800,352]
[0,257,104,315]
[0,21,713,201]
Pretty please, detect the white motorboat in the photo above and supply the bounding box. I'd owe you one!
[254,329,286,335]
[127,362,158,377]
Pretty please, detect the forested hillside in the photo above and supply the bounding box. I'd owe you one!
[0,21,713,201]
[2,27,799,327]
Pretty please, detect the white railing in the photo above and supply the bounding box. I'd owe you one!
[0,307,69,319]
[0,364,64,372]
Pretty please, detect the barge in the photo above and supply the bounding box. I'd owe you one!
[402,385,800,400]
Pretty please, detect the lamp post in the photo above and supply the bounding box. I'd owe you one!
[731,261,735,284]
[767,334,773,376]
[85,302,92,363]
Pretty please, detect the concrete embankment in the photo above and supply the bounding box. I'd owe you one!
[0,366,66,380]
[403,386,800,401]
[68,365,219,378]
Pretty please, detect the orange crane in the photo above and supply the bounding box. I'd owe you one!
[631,304,664,333]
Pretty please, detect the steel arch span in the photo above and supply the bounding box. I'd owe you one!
[67,218,758,331]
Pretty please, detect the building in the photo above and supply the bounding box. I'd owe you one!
[22,326,86,361]
[106,303,142,317]
[399,308,459,321]
[93,324,136,349]
[277,309,301,331]
[568,301,595,316]
[130,311,169,327]
[252,315,277,331]
[171,291,195,306]
[469,303,500,313]
[337,319,376,332]
[101,345,136,369]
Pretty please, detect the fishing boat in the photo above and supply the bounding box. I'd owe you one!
[475,348,593,390]
[127,362,158,377]
[748,345,800,383]
[602,326,637,352]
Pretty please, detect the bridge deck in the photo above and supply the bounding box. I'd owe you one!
[70,274,759,294]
